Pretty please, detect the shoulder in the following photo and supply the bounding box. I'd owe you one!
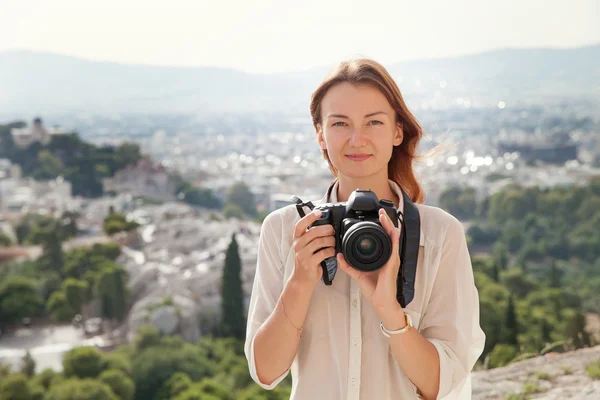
[260,204,302,241]
[416,203,466,247]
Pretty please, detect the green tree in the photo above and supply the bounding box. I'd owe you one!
[131,344,214,400]
[238,385,292,400]
[466,224,500,246]
[94,264,128,323]
[565,310,592,349]
[134,325,163,351]
[0,276,44,323]
[103,213,139,235]
[506,295,519,346]
[220,234,246,339]
[63,346,107,379]
[103,354,132,377]
[0,373,34,400]
[33,368,59,390]
[33,150,64,180]
[60,211,79,238]
[177,183,222,209]
[541,318,552,344]
[99,369,135,400]
[47,290,75,322]
[21,350,36,377]
[158,372,193,399]
[0,231,12,246]
[62,278,89,314]
[487,344,518,369]
[29,223,64,275]
[548,261,563,288]
[46,378,118,400]
[227,182,256,217]
[439,186,477,220]
[223,203,246,220]
[491,242,509,270]
[115,143,142,170]
[500,267,538,299]
[195,378,233,400]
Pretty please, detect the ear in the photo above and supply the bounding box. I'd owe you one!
[393,122,403,146]
[317,124,327,150]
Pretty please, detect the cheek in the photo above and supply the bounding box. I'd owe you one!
[323,132,343,151]
[373,135,395,156]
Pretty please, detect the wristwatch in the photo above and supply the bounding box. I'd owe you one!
[380,312,412,337]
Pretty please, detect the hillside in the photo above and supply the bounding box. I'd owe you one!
[473,345,600,399]
[0,45,598,115]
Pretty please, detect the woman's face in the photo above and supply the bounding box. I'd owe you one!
[317,82,403,180]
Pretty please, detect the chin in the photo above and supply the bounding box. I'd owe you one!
[333,160,387,179]
[337,166,380,179]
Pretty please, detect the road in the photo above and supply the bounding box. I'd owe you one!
[8,234,114,260]
[0,325,107,372]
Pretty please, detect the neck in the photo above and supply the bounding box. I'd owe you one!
[336,173,399,208]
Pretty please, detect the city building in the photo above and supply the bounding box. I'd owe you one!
[10,118,66,149]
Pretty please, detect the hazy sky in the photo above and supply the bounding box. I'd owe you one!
[1,0,598,73]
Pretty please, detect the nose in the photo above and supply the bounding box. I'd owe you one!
[348,126,368,147]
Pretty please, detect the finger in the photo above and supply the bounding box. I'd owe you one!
[305,236,336,255]
[296,237,335,261]
[378,209,395,235]
[383,226,401,277]
[293,225,335,251]
[304,224,335,241]
[300,242,334,264]
[375,208,397,241]
[293,210,322,239]
[308,247,336,267]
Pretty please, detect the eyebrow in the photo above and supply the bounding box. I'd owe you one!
[326,111,387,119]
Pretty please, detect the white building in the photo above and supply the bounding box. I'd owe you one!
[10,118,66,149]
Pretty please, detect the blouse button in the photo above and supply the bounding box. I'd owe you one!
[352,299,358,307]
[351,378,357,385]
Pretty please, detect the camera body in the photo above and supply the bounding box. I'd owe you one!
[309,189,398,284]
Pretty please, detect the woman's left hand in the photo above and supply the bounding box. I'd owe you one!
[336,208,404,320]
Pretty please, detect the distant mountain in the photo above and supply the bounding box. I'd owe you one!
[0,46,598,115]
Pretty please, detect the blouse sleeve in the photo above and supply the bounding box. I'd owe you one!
[419,216,486,399]
[243,212,290,389]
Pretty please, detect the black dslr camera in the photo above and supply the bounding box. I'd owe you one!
[293,189,399,285]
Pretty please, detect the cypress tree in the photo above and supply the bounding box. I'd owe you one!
[492,262,500,283]
[506,295,519,346]
[220,234,246,339]
[549,261,562,288]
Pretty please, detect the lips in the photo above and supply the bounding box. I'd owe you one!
[346,154,372,161]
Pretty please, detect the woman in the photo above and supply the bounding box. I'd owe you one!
[244,58,485,400]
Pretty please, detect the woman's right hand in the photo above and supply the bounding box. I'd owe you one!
[291,210,336,290]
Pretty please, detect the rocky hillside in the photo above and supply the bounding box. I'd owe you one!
[472,346,600,399]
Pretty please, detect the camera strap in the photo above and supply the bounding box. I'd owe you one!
[396,188,420,308]
[292,181,420,308]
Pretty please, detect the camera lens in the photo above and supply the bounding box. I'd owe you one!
[356,235,377,258]
[342,221,392,272]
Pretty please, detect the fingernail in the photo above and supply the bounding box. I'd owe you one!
[314,210,322,216]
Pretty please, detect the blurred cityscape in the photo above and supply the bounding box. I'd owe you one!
[1,45,600,399]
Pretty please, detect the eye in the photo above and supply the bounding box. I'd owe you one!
[332,121,346,127]
[368,120,383,126]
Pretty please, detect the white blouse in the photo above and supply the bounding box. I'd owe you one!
[244,180,486,399]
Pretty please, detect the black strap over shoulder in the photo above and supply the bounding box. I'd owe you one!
[397,188,420,308]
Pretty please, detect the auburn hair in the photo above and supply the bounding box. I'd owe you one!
[309,58,425,204]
